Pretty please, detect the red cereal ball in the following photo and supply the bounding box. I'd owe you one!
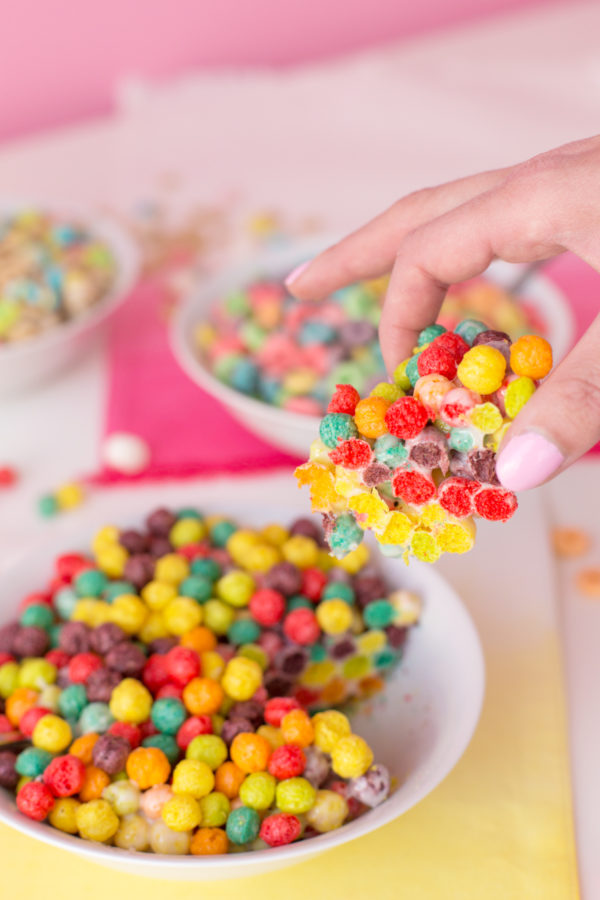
[474,487,518,522]
[433,331,469,362]
[260,812,302,847]
[19,591,52,612]
[417,344,457,380]
[19,706,52,738]
[0,652,15,666]
[329,439,373,470]
[268,744,306,780]
[391,470,436,505]
[0,713,12,733]
[264,697,301,728]
[43,754,86,797]
[55,554,93,582]
[293,687,320,708]
[249,589,286,626]
[283,608,320,645]
[156,683,184,700]
[301,568,327,603]
[17,781,55,821]
[164,646,201,687]
[438,477,480,518]
[0,466,18,487]
[142,654,171,694]
[327,384,361,416]
[385,397,428,440]
[178,542,211,561]
[108,721,141,749]
[68,652,103,684]
[176,715,213,750]
[46,649,70,669]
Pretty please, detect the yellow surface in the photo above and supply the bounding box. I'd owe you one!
[0,631,578,900]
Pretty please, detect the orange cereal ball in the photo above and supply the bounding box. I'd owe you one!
[230,733,272,774]
[510,335,553,379]
[190,827,229,855]
[183,677,224,716]
[79,765,111,802]
[180,626,217,655]
[70,733,99,766]
[354,396,389,439]
[126,747,171,789]
[214,761,246,799]
[6,687,39,727]
[280,709,314,748]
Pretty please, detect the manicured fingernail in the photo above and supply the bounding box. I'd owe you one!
[285,261,310,287]
[496,431,564,491]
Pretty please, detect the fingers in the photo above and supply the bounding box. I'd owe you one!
[496,314,600,490]
[285,166,512,300]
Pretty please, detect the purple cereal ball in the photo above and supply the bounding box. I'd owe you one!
[262,561,302,597]
[449,450,472,480]
[105,642,146,676]
[362,462,392,488]
[289,518,322,543]
[86,667,122,703]
[149,537,173,559]
[148,637,178,656]
[90,623,127,656]
[56,667,72,689]
[339,320,377,348]
[13,626,49,658]
[353,573,388,609]
[92,733,130,775]
[0,622,20,654]
[123,554,155,590]
[263,672,294,698]
[472,329,511,361]
[220,717,254,746]
[327,567,352,586]
[229,700,264,728]
[385,625,408,649]
[146,508,177,537]
[468,448,499,485]
[119,529,148,555]
[0,752,18,790]
[302,746,330,788]
[347,763,390,807]
[330,638,356,660]
[59,621,91,656]
[275,646,309,676]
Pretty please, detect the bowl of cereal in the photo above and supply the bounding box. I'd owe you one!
[0,492,484,880]
[0,204,139,396]
[170,239,574,456]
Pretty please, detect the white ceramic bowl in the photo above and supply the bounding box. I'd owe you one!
[170,239,575,457]
[0,203,139,397]
[0,497,484,880]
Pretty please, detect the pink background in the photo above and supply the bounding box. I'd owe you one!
[2,0,556,144]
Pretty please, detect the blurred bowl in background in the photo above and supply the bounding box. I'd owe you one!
[170,238,576,457]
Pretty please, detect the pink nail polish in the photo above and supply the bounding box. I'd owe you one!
[496,431,564,491]
[285,261,310,287]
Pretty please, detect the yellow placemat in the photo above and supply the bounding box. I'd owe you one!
[0,490,579,900]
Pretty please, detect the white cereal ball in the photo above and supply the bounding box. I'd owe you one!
[102,432,150,475]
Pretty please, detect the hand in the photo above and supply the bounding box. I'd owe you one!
[286,135,600,491]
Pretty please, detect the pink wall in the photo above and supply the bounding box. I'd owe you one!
[2,0,554,144]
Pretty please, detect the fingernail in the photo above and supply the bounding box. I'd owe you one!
[285,261,310,287]
[496,431,565,491]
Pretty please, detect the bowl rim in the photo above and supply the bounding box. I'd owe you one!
[0,201,140,360]
[0,501,485,874]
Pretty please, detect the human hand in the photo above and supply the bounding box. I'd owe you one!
[285,135,600,491]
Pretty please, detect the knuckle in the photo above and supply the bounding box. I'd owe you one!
[554,373,600,426]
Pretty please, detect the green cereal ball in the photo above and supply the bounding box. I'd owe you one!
[227,619,261,646]
[151,698,187,736]
[79,702,115,734]
[213,353,242,383]
[104,581,136,603]
[190,558,222,581]
[225,290,251,317]
[448,428,474,453]
[226,806,261,845]
[322,582,355,605]
[370,382,404,403]
[328,514,364,558]
[59,683,88,720]
[15,747,54,777]
[177,507,203,520]
[319,414,358,449]
[49,623,63,649]
[405,354,422,388]
[54,587,78,620]
[20,604,54,630]
[374,648,397,669]
[286,595,313,612]
[179,575,213,603]
[309,644,328,663]
[38,495,58,517]
[199,791,230,827]
[363,600,395,629]
[141,734,180,767]
[454,318,487,346]
[238,644,268,670]
[74,569,108,598]
[210,520,237,548]
[417,324,446,346]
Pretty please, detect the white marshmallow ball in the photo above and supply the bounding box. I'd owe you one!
[102,432,151,475]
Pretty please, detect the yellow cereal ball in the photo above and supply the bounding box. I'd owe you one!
[154,553,190,586]
[282,535,319,569]
[32,714,72,753]
[172,759,215,799]
[330,734,374,778]
[109,593,148,635]
[169,517,207,549]
[243,543,281,573]
[161,794,202,831]
[55,482,85,510]
[312,710,352,753]
[114,813,150,851]
[300,660,336,688]
[76,798,120,842]
[142,581,178,611]
[436,519,476,555]
[38,684,61,712]
[226,530,261,566]
[0,662,19,698]
[337,543,369,574]
[138,611,170,645]
[221,657,262,701]
[510,334,552,379]
[255,725,284,750]
[149,820,191,854]
[316,599,353,636]
[96,544,129,578]
[393,359,411,391]
[370,382,405,403]
[317,550,335,572]
[469,402,503,434]
[216,571,255,608]
[162,597,203,635]
[201,650,226,681]
[275,777,316,814]
[389,589,422,626]
[260,524,289,547]
[410,530,442,563]
[457,345,506,395]
[203,600,235,635]
[92,525,120,556]
[505,375,536,419]
[305,789,349,832]
[72,599,111,627]
[239,772,276,810]
[109,678,153,724]
[49,797,80,834]
[18,658,56,690]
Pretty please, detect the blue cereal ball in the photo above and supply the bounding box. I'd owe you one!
[454,318,488,346]
[298,320,337,346]
[417,324,446,346]
[328,514,364,559]
[231,358,259,395]
[405,354,422,388]
[374,434,408,468]
[319,414,358,449]
[257,374,282,405]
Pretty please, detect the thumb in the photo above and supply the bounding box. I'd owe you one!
[496,313,600,491]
